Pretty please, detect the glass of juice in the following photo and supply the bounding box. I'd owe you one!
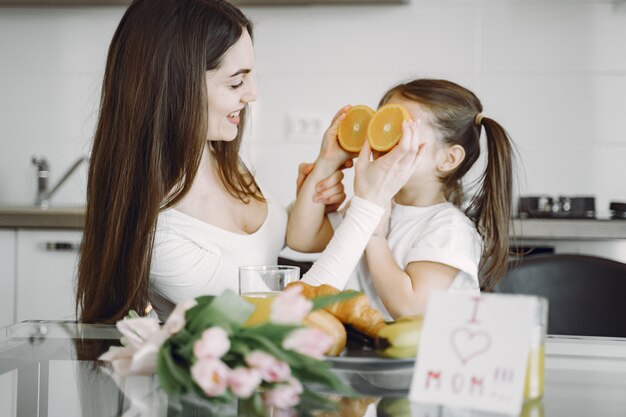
[238,265,300,326]
[523,296,548,402]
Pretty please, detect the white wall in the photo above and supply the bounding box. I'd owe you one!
[0,0,625,217]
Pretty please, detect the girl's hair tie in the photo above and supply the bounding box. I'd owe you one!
[474,113,484,126]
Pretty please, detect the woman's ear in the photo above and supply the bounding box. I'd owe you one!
[437,145,465,173]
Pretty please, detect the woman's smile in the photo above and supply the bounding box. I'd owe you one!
[227,110,241,125]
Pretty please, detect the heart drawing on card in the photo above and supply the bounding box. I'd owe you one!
[451,327,492,365]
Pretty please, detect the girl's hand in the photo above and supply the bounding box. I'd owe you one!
[354,119,423,207]
[296,160,353,213]
[315,105,356,172]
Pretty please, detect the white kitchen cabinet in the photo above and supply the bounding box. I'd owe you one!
[0,230,16,328]
[16,229,82,321]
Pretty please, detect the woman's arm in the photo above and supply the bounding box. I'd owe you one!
[151,233,225,303]
[287,106,355,253]
[364,236,457,319]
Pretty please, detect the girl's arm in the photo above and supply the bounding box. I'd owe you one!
[287,106,354,253]
[302,120,423,289]
[365,236,457,318]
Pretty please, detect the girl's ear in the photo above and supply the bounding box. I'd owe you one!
[437,144,465,173]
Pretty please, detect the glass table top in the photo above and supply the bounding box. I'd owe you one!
[2,321,626,417]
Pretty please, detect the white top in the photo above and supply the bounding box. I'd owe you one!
[331,201,483,320]
[149,191,385,320]
[149,190,287,320]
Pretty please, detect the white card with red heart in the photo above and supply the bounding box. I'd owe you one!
[409,292,537,415]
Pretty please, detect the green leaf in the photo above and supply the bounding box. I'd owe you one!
[228,339,251,357]
[157,344,184,395]
[311,292,360,311]
[186,291,254,335]
[297,389,339,413]
[125,309,140,320]
[184,295,215,321]
[242,323,299,342]
[284,351,357,396]
[252,393,265,417]
[237,333,292,363]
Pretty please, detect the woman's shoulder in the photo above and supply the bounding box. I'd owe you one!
[155,209,222,250]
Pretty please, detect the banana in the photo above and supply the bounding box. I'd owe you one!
[375,316,424,359]
[394,314,423,324]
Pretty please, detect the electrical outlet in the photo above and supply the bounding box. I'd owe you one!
[286,112,326,143]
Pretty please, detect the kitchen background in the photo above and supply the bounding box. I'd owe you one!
[1,0,626,216]
[1,0,626,344]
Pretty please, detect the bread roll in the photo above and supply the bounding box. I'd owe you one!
[302,309,346,356]
[288,281,387,339]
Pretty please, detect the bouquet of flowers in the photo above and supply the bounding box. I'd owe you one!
[99,286,357,414]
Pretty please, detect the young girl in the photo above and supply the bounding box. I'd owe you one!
[289,79,514,320]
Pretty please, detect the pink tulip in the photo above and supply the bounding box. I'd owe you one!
[228,367,262,398]
[116,317,161,348]
[245,350,291,382]
[191,358,231,397]
[162,299,197,334]
[99,345,137,376]
[263,377,303,409]
[193,326,230,359]
[101,298,199,376]
[282,328,333,360]
[269,285,313,325]
[99,317,170,375]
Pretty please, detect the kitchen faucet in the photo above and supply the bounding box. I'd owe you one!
[31,156,87,208]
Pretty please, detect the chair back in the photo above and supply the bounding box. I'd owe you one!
[494,254,626,337]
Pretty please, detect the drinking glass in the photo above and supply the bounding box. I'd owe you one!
[238,265,300,326]
[524,296,548,401]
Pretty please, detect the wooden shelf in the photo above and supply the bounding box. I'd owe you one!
[0,0,407,5]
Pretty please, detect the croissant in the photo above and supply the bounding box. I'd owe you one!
[287,281,387,339]
[302,309,347,356]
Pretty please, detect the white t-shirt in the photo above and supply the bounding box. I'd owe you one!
[149,190,287,320]
[332,201,483,320]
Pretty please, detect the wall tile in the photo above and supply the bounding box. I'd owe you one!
[0,8,123,74]
[482,3,626,73]
[246,2,477,77]
[479,73,626,148]
[0,1,624,220]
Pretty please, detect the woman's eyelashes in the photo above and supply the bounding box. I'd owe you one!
[230,80,244,89]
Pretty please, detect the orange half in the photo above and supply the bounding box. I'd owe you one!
[338,105,375,153]
[367,103,411,152]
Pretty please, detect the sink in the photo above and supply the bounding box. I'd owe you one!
[0,205,85,229]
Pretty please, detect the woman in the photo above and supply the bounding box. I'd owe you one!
[77,0,419,324]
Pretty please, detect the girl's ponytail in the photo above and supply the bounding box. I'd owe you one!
[467,117,514,290]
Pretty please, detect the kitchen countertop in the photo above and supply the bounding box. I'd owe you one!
[0,206,85,229]
[1,206,626,239]
[511,218,626,240]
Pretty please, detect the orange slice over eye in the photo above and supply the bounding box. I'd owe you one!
[338,105,375,153]
[367,103,411,152]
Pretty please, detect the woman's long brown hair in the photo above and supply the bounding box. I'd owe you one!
[77,0,256,324]
[380,79,515,291]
